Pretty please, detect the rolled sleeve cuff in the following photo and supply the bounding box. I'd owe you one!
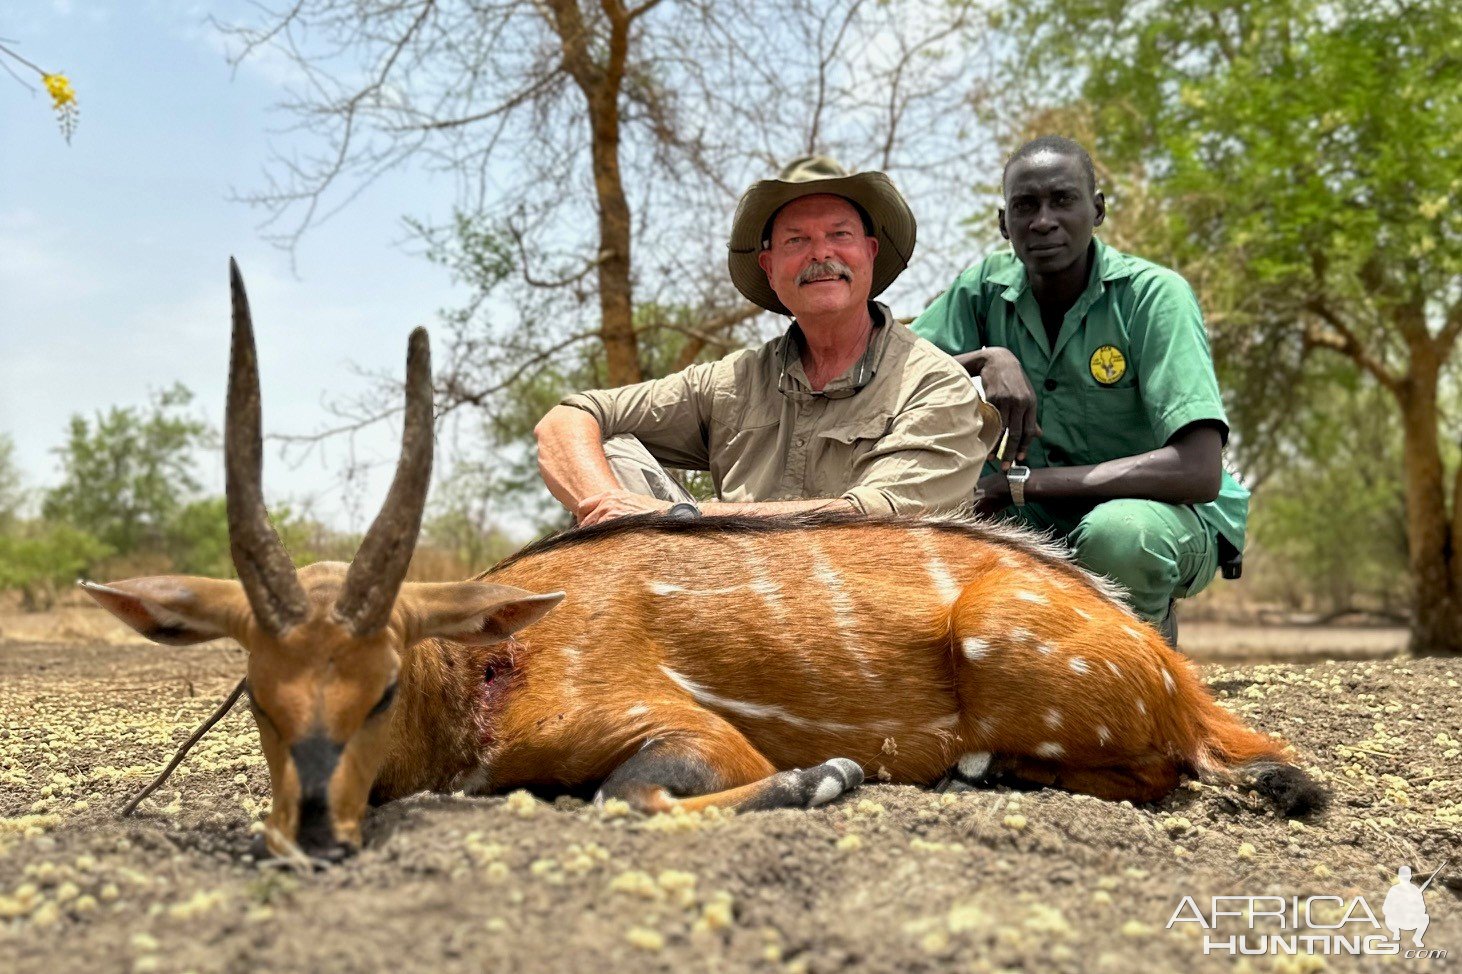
[559,392,612,432]
[842,485,899,517]
[1154,398,1229,446]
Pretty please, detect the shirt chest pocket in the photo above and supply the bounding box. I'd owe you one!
[1079,383,1152,462]
[808,413,893,493]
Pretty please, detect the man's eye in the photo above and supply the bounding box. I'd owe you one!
[831,230,852,239]
[368,682,398,718]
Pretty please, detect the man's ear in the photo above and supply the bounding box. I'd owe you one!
[79,577,249,646]
[399,581,565,646]
[998,207,1010,240]
[757,248,774,278]
[1093,191,1106,228]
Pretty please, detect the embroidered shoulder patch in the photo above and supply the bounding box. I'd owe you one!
[1089,345,1127,385]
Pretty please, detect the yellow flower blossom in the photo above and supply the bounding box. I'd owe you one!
[42,73,76,108]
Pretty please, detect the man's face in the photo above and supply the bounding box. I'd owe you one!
[999,151,1105,278]
[757,194,879,319]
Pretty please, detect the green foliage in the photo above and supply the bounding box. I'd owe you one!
[991,0,1462,474]
[0,433,25,527]
[0,521,112,610]
[1250,362,1408,612]
[42,384,215,556]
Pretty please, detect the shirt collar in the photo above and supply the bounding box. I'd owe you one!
[779,301,893,396]
[987,236,1137,303]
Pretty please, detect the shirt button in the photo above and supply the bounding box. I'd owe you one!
[1044,378,1058,391]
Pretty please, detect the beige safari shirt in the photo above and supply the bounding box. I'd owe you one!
[562,303,1000,516]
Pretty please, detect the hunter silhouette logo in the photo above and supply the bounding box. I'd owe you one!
[1383,863,1441,948]
[1167,860,1449,959]
[1089,345,1126,385]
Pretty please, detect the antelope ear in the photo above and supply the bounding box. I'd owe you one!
[400,581,565,646]
[79,577,249,646]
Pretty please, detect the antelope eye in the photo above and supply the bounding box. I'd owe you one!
[368,682,398,718]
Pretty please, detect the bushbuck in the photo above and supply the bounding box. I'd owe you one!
[82,262,1322,862]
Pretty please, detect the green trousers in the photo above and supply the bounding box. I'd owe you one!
[1001,498,1219,623]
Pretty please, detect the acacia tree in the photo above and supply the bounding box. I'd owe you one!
[226,0,993,434]
[989,0,1462,654]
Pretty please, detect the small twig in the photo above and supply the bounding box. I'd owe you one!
[119,679,246,817]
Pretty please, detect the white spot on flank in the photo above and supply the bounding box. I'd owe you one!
[1015,590,1049,604]
[625,704,649,718]
[648,580,750,597]
[1073,607,1092,621]
[1068,657,1090,675]
[807,540,874,680]
[658,666,860,733]
[1036,643,1054,656]
[977,717,997,738]
[925,713,961,733]
[957,751,992,778]
[1096,725,1111,746]
[1136,698,1147,716]
[1044,708,1062,729]
[1106,660,1122,677]
[1009,628,1035,644]
[961,637,990,660]
[1121,624,1144,640]
[917,530,963,604]
[1035,742,1065,759]
[1162,669,1176,694]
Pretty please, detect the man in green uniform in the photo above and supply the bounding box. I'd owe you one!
[912,136,1248,641]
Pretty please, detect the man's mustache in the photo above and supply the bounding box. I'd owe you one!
[797,259,852,286]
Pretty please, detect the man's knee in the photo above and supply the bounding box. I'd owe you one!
[602,435,695,504]
[1069,500,1186,608]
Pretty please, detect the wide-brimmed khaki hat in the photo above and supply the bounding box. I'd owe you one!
[727,155,917,315]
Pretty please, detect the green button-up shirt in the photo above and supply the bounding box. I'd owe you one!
[911,238,1248,551]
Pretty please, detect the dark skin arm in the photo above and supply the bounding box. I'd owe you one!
[953,346,1041,467]
[976,422,1225,515]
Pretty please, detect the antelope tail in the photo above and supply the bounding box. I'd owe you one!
[1169,664,1328,817]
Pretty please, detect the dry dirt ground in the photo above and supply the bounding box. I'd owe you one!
[0,609,1458,974]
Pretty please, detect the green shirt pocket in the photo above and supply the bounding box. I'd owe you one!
[1078,383,1151,463]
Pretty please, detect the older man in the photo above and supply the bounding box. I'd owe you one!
[535,156,998,524]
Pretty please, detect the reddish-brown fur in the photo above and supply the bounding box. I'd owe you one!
[371,514,1302,809]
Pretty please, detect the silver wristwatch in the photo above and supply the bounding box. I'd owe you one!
[1006,464,1031,507]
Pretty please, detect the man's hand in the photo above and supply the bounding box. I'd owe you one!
[963,347,1042,469]
[576,490,673,526]
[974,471,1011,516]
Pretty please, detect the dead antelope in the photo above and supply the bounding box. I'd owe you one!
[82,262,1323,862]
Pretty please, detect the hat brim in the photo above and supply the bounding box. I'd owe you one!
[727,171,916,315]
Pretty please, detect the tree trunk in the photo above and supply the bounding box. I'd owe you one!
[1395,347,1462,655]
[588,91,641,387]
[542,0,642,387]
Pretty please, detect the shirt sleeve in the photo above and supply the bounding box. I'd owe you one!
[1130,270,1232,445]
[909,263,985,355]
[560,362,719,470]
[840,366,997,516]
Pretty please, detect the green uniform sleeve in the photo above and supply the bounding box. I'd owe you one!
[1130,270,1231,445]
[910,264,985,355]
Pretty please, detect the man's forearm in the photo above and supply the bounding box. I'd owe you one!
[1021,428,1223,506]
[534,405,621,510]
[699,497,856,517]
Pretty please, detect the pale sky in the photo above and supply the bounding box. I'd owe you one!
[1,0,471,531]
[1,0,1003,536]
